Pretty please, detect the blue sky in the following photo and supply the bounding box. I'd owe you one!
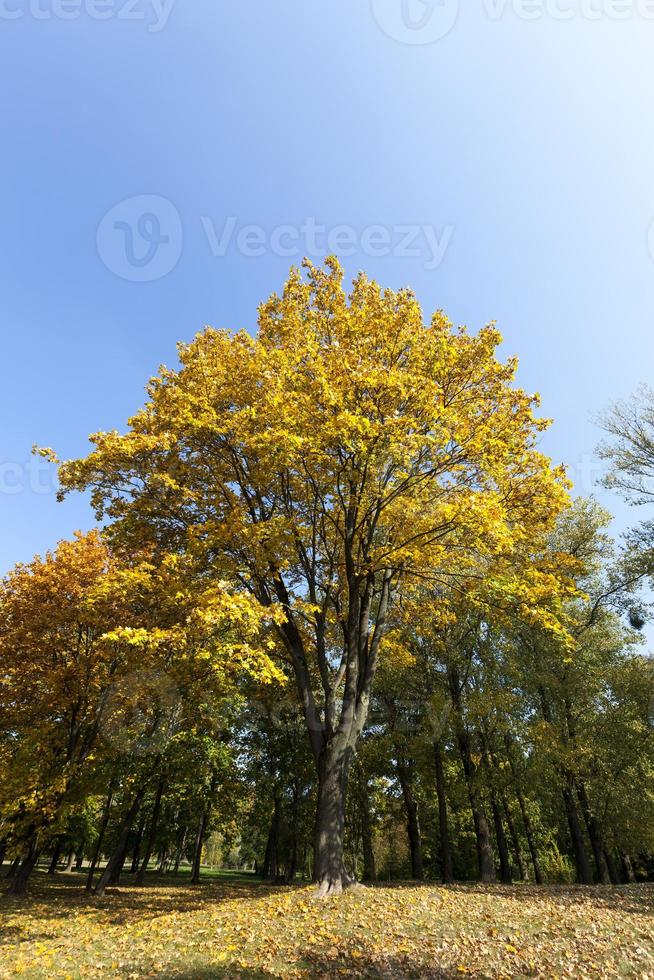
[2,2,654,618]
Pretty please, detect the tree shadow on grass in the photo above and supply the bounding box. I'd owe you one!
[0,869,293,925]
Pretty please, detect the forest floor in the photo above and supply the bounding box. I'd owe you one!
[0,870,653,979]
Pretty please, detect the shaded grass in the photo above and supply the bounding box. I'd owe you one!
[1,871,653,978]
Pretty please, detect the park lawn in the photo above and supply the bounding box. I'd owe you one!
[1,873,653,979]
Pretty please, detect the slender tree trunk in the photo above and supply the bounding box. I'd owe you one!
[191,774,218,886]
[63,850,75,873]
[619,850,636,884]
[502,796,526,881]
[8,838,41,897]
[173,826,187,874]
[448,666,495,882]
[562,784,593,884]
[130,818,145,874]
[433,739,454,883]
[75,853,84,870]
[284,784,299,884]
[94,787,145,896]
[262,791,282,881]
[576,781,610,885]
[491,795,512,884]
[516,789,543,885]
[190,812,207,885]
[86,778,115,892]
[47,839,63,875]
[397,760,424,880]
[360,777,376,883]
[313,744,354,897]
[136,778,165,885]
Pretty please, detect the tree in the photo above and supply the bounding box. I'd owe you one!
[54,258,568,895]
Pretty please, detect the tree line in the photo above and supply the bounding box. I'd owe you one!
[2,259,653,898]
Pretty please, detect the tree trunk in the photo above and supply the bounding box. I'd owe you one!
[94,787,145,896]
[8,838,41,897]
[397,760,423,880]
[620,850,636,884]
[433,740,454,883]
[262,791,282,881]
[5,855,21,879]
[86,778,115,892]
[576,781,610,885]
[284,784,299,884]
[516,789,543,885]
[448,665,495,882]
[313,745,354,897]
[47,839,63,875]
[75,853,84,870]
[173,826,187,874]
[360,777,376,883]
[603,848,621,885]
[130,818,145,874]
[502,796,526,881]
[190,811,207,885]
[63,850,75,873]
[562,784,593,884]
[136,778,165,885]
[491,795,512,884]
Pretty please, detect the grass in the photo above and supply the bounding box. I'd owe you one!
[1,870,653,978]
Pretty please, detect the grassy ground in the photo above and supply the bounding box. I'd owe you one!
[1,870,653,978]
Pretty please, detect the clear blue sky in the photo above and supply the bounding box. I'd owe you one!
[2,3,654,604]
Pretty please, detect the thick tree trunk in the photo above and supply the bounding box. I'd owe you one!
[8,838,41,897]
[397,760,424,880]
[47,839,63,875]
[576,782,610,885]
[136,778,165,885]
[94,788,145,896]
[562,784,593,885]
[434,740,454,883]
[313,745,354,897]
[5,855,21,879]
[491,795,512,884]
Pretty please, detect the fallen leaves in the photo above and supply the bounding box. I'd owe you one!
[1,875,653,978]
